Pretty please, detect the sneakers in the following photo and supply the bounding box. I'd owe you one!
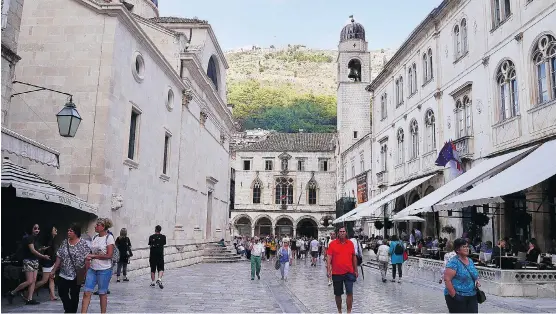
[150,282,156,287]
[390,279,396,282]
[382,278,387,283]
[156,279,164,289]
[25,299,40,305]
[116,279,121,283]
[257,274,260,280]
[397,279,402,283]
[328,278,333,286]
[251,278,254,280]
[123,277,129,282]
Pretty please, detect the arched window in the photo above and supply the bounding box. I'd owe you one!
[461,19,468,54]
[396,128,404,165]
[497,60,518,121]
[408,67,414,94]
[412,63,418,93]
[307,178,318,205]
[207,56,218,90]
[275,177,294,205]
[423,53,428,82]
[253,180,262,204]
[428,48,434,79]
[454,25,461,58]
[425,109,436,152]
[348,59,362,82]
[399,76,404,102]
[532,34,556,104]
[455,98,472,138]
[381,93,387,119]
[395,79,400,105]
[410,119,419,159]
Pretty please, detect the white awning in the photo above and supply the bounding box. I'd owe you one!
[392,145,536,218]
[392,215,425,222]
[1,127,59,168]
[352,173,437,220]
[1,159,97,215]
[333,183,408,224]
[435,139,556,211]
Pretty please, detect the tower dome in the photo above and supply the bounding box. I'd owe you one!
[340,16,365,42]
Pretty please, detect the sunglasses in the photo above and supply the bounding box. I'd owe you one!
[33,227,40,230]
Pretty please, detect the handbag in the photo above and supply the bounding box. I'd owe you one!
[459,258,486,304]
[403,250,409,261]
[274,258,281,270]
[66,240,87,286]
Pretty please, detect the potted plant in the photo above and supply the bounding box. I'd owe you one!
[441,225,456,237]
[374,220,384,230]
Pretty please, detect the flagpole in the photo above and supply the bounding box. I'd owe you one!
[295,183,303,211]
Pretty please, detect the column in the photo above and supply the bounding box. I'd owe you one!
[527,182,549,251]
[251,227,255,237]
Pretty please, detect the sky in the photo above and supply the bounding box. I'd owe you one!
[159,0,443,51]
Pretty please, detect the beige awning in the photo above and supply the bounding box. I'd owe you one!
[1,159,97,215]
[1,127,59,168]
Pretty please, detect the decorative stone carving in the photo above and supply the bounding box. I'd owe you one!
[447,116,452,129]
[220,134,226,144]
[476,100,483,114]
[514,32,523,42]
[182,89,193,106]
[434,90,443,99]
[200,111,208,126]
[111,194,123,210]
[482,56,490,66]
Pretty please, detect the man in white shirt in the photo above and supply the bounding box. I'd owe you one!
[310,238,319,266]
[249,237,265,280]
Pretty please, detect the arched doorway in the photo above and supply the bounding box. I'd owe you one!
[234,216,252,236]
[275,217,293,238]
[254,217,272,236]
[394,196,407,237]
[296,218,318,238]
[407,191,423,235]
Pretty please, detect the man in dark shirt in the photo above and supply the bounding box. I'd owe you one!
[148,225,166,289]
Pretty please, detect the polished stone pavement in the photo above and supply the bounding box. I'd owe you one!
[2,258,556,313]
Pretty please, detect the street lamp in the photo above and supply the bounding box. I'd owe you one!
[11,81,82,137]
[56,97,82,137]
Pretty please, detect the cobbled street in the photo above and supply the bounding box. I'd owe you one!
[3,258,556,313]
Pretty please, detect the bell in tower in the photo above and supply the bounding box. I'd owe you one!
[347,59,362,82]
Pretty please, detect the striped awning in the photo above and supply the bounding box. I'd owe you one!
[1,159,97,215]
[1,127,59,168]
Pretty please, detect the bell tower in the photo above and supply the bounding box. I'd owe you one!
[337,16,371,155]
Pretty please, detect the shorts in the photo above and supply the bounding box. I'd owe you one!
[332,273,356,296]
[22,259,39,272]
[83,268,113,295]
[150,256,165,273]
[311,251,318,258]
[42,266,54,273]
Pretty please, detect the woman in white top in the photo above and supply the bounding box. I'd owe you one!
[439,241,457,284]
[81,218,115,313]
[376,240,390,282]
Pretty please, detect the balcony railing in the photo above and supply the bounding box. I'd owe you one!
[422,150,437,171]
[453,136,473,158]
[376,171,388,186]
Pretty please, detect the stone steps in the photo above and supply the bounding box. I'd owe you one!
[202,243,242,263]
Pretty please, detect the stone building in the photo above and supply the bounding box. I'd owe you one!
[362,0,556,250]
[231,133,336,239]
[5,0,235,273]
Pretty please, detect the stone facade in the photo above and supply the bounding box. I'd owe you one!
[1,0,24,125]
[365,0,556,246]
[6,0,235,270]
[232,133,336,238]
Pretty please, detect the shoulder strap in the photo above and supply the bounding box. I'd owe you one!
[458,258,477,282]
[66,240,78,271]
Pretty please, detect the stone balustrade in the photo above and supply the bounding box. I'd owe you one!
[399,257,556,297]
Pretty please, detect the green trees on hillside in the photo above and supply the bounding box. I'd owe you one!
[228,79,336,133]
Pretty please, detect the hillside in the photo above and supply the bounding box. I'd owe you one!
[225,45,395,132]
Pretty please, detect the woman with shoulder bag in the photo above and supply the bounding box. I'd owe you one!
[50,224,90,313]
[443,238,484,313]
[115,228,132,282]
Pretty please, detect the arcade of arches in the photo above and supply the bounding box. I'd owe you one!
[233,215,322,238]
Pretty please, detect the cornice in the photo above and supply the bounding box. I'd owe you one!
[367,0,450,92]
[74,0,187,91]
[181,54,235,132]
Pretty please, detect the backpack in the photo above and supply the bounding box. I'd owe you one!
[94,233,119,267]
[394,242,404,255]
